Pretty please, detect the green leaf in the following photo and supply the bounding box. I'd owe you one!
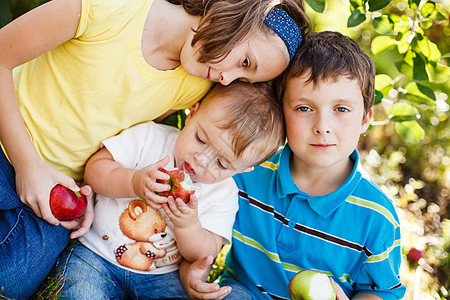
[408,82,436,100]
[372,15,394,34]
[413,54,428,81]
[395,121,424,144]
[305,0,326,13]
[408,0,420,10]
[398,62,412,78]
[375,74,393,93]
[393,15,410,34]
[374,90,383,105]
[435,11,447,21]
[426,62,450,84]
[371,36,397,54]
[424,40,441,62]
[420,2,435,17]
[410,35,420,53]
[398,32,413,54]
[404,82,436,105]
[390,102,419,120]
[403,50,414,67]
[397,51,414,77]
[0,0,12,28]
[415,35,437,59]
[349,0,364,9]
[419,19,432,30]
[368,0,392,11]
[347,8,366,27]
[389,102,420,122]
[417,36,431,58]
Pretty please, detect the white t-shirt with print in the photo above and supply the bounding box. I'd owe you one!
[80,121,238,274]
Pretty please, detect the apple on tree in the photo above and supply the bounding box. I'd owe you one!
[156,168,196,203]
[49,184,87,221]
[407,247,423,264]
[288,269,336,300]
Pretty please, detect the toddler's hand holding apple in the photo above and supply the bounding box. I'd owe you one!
[131,155,173,209]
[162,194,199,229]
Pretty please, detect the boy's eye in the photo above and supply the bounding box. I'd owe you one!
[217,159,228,170]
[195,133,205,144]
[336,107,350,112]
[242,58,250,68]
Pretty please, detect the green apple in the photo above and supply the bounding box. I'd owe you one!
[288,270,336,300]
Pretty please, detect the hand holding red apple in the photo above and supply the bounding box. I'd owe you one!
[49,184,87,221]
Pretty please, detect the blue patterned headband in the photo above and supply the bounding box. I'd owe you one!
[263,9,302,60]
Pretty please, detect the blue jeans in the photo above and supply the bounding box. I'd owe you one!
[0,149,71,299]
[54,243,189,299]
[220,278,253,300]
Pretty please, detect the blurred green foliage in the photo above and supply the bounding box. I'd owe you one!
[0,0,49,27]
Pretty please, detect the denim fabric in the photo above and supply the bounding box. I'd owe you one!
[0,148,21,210]
[0,150,71,299]
[220,278,253,300]
[54,243,189,299]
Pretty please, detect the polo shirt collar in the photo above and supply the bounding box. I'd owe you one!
[277,144,362,218]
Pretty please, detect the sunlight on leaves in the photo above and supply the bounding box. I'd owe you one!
[395,121,425,144]
[390,102,419,122]
[371,36,397,54]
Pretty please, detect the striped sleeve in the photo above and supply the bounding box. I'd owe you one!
[353,224,406,299]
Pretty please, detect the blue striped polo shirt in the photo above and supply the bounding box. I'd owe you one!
[221,144,406,299]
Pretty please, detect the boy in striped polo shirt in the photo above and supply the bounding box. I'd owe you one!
[180,31,406,299]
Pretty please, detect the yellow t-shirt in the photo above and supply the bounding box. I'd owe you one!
[11,0,212,182]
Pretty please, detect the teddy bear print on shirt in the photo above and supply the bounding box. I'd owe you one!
[115,199,181,271]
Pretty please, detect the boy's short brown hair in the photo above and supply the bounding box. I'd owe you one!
[199,81,285,165]
[276,31,375,119]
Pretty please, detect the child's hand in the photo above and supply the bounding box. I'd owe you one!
[331,279,349,300]
[162,194,199,228]
[60,185,95,239]
[179,257,231,300]
[131,155,171,209]
[15,159,80,226]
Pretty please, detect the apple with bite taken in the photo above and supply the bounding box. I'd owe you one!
[49,184,87,221]
[288,270,336,300]
[156,168,195,203]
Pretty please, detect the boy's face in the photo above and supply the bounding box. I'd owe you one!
[174,99,256,184]
[283,74,372,171]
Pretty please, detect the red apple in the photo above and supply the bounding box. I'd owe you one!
[288,270,336,300]
[156,168,195,203]
[407,247,423,264]
[49,184,87,221]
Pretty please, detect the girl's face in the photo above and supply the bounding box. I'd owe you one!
[180,30,289,85]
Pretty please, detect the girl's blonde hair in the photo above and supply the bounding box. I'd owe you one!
[167,0,311,63]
